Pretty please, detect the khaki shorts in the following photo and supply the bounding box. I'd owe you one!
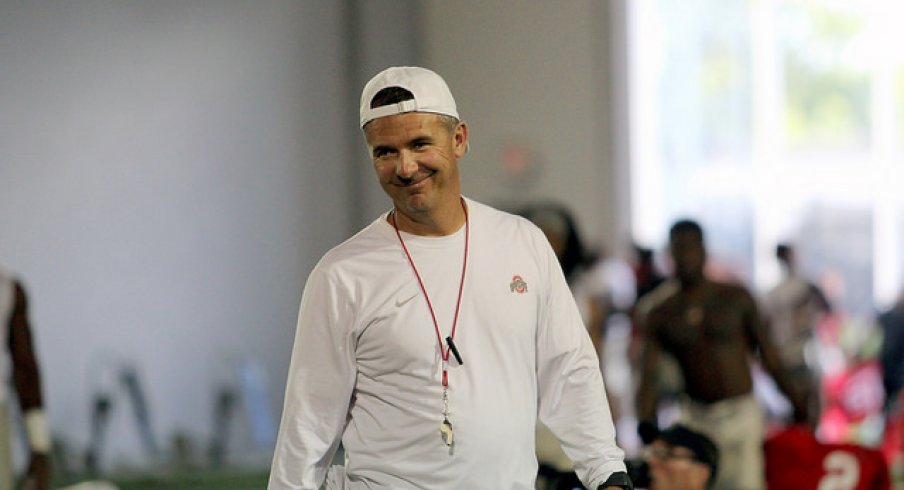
[678,393,765,490]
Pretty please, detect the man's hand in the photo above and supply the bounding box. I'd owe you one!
[20,452,51,490]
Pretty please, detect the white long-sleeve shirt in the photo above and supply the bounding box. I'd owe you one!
[269,198,626,489]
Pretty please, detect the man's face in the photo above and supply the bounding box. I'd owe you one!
[364,112,468,223]
[669,230,706,282]
[646,441,711,490]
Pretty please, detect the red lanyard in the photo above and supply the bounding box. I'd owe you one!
[390,201,469,387]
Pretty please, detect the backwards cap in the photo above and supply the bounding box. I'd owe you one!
[359,66,459,128]
[656,424,719,474]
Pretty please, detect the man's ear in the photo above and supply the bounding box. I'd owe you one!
[454,121,469,158]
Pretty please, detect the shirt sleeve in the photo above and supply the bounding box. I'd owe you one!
[534,238,627,489]
[268,266,357,490]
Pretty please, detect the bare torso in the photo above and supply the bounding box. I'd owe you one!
[647,281,757,402]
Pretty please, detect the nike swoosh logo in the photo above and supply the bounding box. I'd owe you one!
[395,292,419,307]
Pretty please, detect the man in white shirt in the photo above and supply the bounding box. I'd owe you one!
[268,66,630,489]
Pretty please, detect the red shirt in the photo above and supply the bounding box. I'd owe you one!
[765,426,890,490]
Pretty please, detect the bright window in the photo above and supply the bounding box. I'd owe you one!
[629,0,904,315]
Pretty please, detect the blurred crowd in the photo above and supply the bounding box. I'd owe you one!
[520,202,902,490]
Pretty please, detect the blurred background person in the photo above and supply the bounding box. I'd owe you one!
[520,204,605,350]
[879,288,904,415]
[636,219,808,490]
[878,287,904,476]
[765,424,890,489]
[1,270,50,490]
[760,242,831,427]
[631,245,666,303]
[628,424,718,490]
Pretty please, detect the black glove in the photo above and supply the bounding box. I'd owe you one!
[637,420,659,445]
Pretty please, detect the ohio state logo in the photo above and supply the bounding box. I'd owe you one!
[510,275,528,293]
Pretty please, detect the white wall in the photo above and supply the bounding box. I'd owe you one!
[0,1,356,468]
[422,1,630,255]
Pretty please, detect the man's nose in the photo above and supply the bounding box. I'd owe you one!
[396,150,418,177]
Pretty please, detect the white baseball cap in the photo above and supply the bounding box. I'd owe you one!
[359,66,459,128]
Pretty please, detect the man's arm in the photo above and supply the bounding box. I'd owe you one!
[533,237,630,489]
[634,300,664,444]
[268,269,356,490]
[808,282,832,313]
[742,290,808,423]
[9,281,51,490]
[631,281,679,441]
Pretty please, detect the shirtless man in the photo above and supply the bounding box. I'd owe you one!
[635,220,806,490]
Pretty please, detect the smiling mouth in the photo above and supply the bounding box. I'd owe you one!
[395,172,434,188]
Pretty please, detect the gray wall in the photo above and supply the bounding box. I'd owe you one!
[423,1,631,255]
[0,0,622,468]
[0,1,360,467]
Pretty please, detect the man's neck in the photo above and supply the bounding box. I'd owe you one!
[391,197,467,236]
[679,276,708,294]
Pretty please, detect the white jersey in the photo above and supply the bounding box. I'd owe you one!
[269,198,625,489]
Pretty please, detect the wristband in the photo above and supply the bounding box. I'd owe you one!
[598,470,634,490]
[24,408,51,453]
